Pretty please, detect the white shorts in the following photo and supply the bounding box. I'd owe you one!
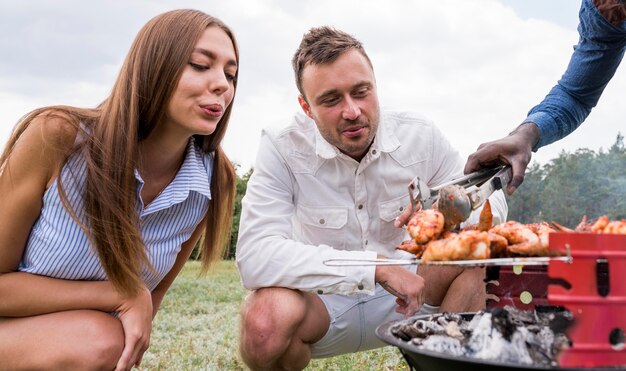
[310,283,439,358]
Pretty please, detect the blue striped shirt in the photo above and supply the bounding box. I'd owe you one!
[19,139,212,291]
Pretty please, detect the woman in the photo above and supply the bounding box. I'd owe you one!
[0,9,238,370]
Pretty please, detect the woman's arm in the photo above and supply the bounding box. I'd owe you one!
[0,116,127,316]
[150,217,207,317]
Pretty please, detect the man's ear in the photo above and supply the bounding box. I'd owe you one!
[298,95,312,118]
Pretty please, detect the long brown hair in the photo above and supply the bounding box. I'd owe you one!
[0,9,238,296]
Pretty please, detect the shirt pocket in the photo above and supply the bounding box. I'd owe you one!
[378,195,409,245]
[296,205,348,250]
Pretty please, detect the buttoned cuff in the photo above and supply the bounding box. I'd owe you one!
[311,249,377,295]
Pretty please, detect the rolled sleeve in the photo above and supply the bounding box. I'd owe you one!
[524,0,626,150]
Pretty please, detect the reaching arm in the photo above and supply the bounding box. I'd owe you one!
[526,0,626,150]
[465,0,626,193]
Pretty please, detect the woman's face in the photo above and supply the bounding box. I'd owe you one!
[164,25,237,139]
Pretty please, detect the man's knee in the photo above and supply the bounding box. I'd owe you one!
[458,267,487,291]
[240,288,307,364]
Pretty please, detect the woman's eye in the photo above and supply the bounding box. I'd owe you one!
[225,72,237,82]
[189,62,208,71]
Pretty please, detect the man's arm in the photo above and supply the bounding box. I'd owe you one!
[465,0,626,192]
[526,0,626,150]
[236,132,377,295]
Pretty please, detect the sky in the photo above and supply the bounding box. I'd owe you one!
[0,0,624,173]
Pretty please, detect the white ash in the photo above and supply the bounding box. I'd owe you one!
[415,335,464,357]
[390,306,572,367]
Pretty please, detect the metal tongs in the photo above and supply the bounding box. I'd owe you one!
[408,165,513,226]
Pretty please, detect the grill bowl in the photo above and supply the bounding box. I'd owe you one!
[376,312,616,371]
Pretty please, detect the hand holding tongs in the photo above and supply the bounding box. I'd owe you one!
[408,165,512,226]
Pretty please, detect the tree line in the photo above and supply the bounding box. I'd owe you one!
[506,133,625,228]
[213,133,625,260]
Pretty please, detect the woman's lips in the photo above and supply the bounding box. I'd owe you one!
[200,104,223,118]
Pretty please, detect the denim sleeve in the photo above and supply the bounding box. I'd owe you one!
[523,0,626,151]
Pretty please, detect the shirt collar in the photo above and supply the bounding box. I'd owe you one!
[135,138,212,215]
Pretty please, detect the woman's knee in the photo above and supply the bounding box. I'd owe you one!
[66,311,125,370]
[0,310,125,370]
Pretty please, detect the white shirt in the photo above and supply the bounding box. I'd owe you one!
[236,110,507,295]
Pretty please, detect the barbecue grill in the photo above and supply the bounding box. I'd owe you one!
[376,232,626,370]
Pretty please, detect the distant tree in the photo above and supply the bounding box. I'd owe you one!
[506,162,544,223]
[224,167,253,260]
[505,133,626,227]
[190,164,253,261]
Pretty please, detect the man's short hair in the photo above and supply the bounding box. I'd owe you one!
[291,26,373,99]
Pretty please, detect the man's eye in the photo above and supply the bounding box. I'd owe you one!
[353,89,368,98]
[322,97,340,106]
[189,62,208,71]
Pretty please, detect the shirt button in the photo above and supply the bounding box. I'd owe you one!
[358,204,363,210]
[399,206,404,211]
[372,150,377,155]
[317,289,324,295]
[358,284,364,290]
[319,219,325,225]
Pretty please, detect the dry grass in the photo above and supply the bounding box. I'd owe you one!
[140,260,408,370]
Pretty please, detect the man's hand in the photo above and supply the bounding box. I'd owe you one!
[393,201,421,228]
[375,262,424,317]
[464,122,540,195]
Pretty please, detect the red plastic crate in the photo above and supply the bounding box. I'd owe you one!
[548,232,626,368]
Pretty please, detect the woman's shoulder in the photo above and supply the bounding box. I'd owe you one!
[9,108,86,185]
[28,108,82,153]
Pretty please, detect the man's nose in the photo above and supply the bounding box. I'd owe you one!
[341,98,361,120]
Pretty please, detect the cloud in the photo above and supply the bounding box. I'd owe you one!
[1,0,623,172]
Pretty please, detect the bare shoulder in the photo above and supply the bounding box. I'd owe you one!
[27,109,80,154]
[0,109,82,272]
[3,109,81,188]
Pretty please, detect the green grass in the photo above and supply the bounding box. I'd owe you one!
[140,260,408,370]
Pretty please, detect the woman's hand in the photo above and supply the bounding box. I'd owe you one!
[114,287,153,371]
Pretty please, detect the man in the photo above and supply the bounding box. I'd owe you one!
[465,0,626,194]
[236,26,507,370]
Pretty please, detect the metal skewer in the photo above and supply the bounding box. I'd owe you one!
[323,246,573,267]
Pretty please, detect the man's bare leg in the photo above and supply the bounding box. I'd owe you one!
[418,266,486,312]
[239,287,330,371]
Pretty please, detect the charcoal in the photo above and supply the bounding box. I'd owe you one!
[490,307,517,341]
[393,306,573,367]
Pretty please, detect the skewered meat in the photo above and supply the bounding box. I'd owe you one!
[421,230,490,262]
[397,199,561,260]
[554,215,626,234]
[490,221,549,257]
[407,209,445,244]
